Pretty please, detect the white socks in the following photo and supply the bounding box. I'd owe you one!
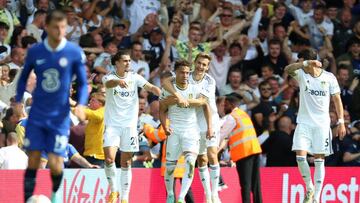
[164,160,177,196]
[178,153,196,201]
[296,156,314,191]
[209,164,220,197]
[121,167,132,201]
[104,163,118,192]
[314,158,325,202]
[199,166,211,199]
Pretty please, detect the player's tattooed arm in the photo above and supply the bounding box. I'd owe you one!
[143,82,161,96]
[284,62,303,77]
[162,76,189,107]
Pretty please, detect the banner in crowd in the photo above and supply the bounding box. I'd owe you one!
[0,167,359,203]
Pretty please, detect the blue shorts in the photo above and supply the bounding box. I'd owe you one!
[24,117,70,157]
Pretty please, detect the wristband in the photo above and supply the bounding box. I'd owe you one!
[303,60,309,67]
[337,118,345,124]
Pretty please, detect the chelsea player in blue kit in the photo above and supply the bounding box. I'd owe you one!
[14,10,88,202]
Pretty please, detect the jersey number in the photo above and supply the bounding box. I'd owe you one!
[325,138,329,147]
[54,135,68,153]
[42,68,61,93]
[130,137,137,146]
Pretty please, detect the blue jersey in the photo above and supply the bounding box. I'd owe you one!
[15,38,88,121]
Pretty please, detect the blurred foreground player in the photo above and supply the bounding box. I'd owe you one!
[15,10,88,202]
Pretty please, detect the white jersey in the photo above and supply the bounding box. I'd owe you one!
[102,72,148,127]
[160,84,200,131]
[293,69,340,127]
[189,73,220,132]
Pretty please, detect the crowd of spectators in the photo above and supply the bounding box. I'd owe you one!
[0,0,359,170]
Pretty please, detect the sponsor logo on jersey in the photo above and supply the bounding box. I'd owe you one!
[113,89,135,97]
[36,59,46,65]
[305,86,327,96]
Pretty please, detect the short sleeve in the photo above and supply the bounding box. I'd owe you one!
[201,77,216,98]
[329,74,340,95]
[102,73,116,85]
[135,73,148,88]
[41,151,48,160]
[67,144,79,159]
[291,69,302,82]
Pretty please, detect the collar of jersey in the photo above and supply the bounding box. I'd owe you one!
[175,83,188,90]
[191,72,204,84]
[44,37,67,52]
[113,71,127,79]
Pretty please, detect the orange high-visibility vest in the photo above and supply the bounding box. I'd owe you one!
[143,123,168,144]
[228,108,262,162]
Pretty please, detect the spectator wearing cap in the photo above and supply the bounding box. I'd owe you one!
[131,41,150,80]
[93,40,118,74]
[0,132,28,169]
[26,9,46,43]
[332,8,353,58]
[0,0,20,44]
[7,47,25,70]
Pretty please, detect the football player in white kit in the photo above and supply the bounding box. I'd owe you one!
[102,50,161,203]
[284,49,346,203]
[160,60,212,203]
[163,53,222,203]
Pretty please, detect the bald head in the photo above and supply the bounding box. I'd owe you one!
[277,116,293,134]
[11,47,26,66]
[6,132,19,146]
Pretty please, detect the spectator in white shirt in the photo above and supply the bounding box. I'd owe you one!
[0,132,28,169]
[304,5,334,49]
[209,41,232,90]
[26,9,46,42]
[64,6,87,44]
[26,0,50,25]
[131,41,150,80]
[93,41,118,74]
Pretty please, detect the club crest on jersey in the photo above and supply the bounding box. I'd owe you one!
[188,93,193,99]
[59,57,68,67]
[320,81,327,88]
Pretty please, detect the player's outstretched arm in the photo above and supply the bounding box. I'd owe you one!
[332,93,346,140]
[162,77,189,107]
[143,83,161,96]
[71,153,100,168]
[284,62,303,77]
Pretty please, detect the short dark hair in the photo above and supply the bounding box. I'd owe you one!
[259,80,270,89]
[298,48,317,60]
[244,70,257,81]
[274,2,286,11]
[314,5,326,12]
[131,41,142,49]
[268,38,281,46]
[111,50,130,65]
[21,36,37,48]
[225,93,242,106]
[46,10,67,25]
[34,9,47,18]
[174,60,191,71]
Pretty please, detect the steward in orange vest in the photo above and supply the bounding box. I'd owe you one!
[220,93,263,203]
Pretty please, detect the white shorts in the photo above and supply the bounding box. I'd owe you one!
[103,126,139,152]
[166,128,200,161]
[198,130,220,155]
[292,123,333,156]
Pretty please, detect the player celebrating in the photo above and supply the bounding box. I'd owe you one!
[15,10,88,202]
[163,53,221,202]
[102,50,161,203]
[284,49,346,203]
[160,60,212,203]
